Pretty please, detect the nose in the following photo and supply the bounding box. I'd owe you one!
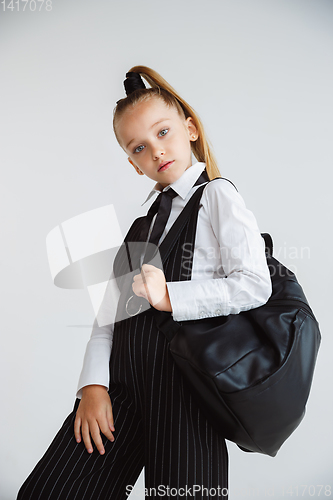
[151,143,165,160]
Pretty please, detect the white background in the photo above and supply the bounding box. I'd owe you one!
[0,0,332,498]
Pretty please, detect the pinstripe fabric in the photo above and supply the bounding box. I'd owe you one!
[17,181,228,500]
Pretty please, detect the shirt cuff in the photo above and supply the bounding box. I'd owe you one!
[76,339,112,399]
[166,279,229,321]
[166,272,272,322]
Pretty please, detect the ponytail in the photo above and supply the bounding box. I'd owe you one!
[113,65,221,180]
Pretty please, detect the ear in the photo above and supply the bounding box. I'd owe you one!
[185,116,199,142]
[128,157,144,175]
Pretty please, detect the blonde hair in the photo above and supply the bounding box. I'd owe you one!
[113,66,221,180]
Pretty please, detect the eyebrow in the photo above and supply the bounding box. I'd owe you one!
[126,118,170,149]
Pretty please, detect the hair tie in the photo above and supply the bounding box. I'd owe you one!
[124,72,146,96]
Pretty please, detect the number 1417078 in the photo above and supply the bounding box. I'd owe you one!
[282,485,331,497]
[1,0,52,11]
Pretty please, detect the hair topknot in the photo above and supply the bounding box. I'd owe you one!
[124,72,146,96]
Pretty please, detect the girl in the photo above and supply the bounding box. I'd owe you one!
[17,66,272,499]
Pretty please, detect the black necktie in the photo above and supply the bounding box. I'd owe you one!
[140,169,209,264]
[147,188,179,247]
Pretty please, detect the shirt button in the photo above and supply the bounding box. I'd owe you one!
[199,311,206,318]
[215,309,221,315]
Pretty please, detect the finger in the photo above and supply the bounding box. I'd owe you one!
[90,421,107,455]
[74,415,82,443]
[132,282,147,300]
[81,420,94,454]
[143,283,152,304]
[141,268,153,304]
[98,420,115,443]
[132,276,144,293]
[107,404,115,432]
[108,406,116,432]
[141,264,156,272]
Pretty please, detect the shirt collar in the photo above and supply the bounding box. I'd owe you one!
[140,161,207,206]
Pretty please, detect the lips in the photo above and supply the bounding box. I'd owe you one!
[158,160,174,172]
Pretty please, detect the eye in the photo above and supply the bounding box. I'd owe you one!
[133,145,144,154]
[158,128,169,137]
[132,128,169,154]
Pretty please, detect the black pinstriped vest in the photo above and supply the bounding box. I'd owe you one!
[112,180,208,328]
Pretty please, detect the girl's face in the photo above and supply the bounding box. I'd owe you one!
[116,97,198,188]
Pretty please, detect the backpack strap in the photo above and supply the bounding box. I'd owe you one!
[158,177,237,265]
[158,182,206,265]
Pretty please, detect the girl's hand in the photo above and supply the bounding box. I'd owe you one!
[74,385,115,455]
[132,264,172,312]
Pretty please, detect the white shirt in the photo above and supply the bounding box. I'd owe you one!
[76,162,272,399]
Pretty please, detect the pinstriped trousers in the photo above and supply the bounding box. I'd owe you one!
[17,188,229,499]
